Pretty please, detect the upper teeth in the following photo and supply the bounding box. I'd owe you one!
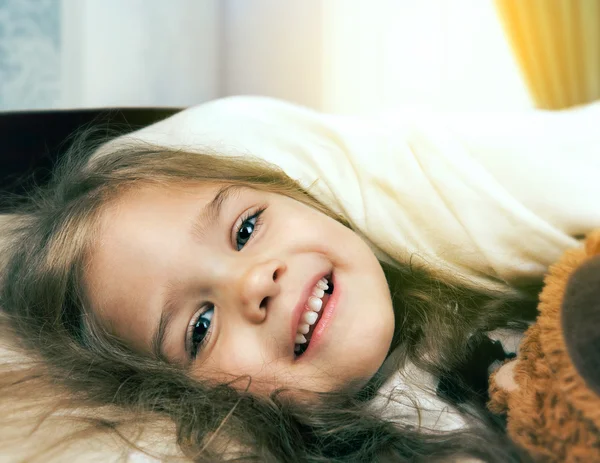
[295,277,329,345]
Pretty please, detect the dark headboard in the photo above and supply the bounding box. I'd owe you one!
[0,108,181,209]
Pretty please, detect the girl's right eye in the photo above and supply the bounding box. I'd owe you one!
[187,304,215,359]
[234,207,266,251]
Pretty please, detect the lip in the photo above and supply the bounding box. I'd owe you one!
[292,272,339,362]
[290,271,330,352]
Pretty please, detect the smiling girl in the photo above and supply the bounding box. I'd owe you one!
[1,96,598,462]
[87,179,394,394]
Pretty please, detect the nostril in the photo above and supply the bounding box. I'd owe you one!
[272,269,279,281]
[260,297,269,310]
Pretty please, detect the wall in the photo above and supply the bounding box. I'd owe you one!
[0,0,62,110]
[222,0,532,113]
[60,0,220,108]
[0,0,220,110]
[221,0,324,110]
[1,0,531,112]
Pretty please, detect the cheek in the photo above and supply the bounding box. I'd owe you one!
[193,331,287,386]
[190,330,344,393]
[276,210,353,258]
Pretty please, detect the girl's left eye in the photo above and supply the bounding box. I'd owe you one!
[235,208,265,251]
[188,304,215,359]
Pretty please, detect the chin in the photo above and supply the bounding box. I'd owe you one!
[336,366,380,394]
[327,345,391,392]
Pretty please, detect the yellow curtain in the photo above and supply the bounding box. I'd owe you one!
[495,0,600,109]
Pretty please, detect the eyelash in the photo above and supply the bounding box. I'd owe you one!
[186,206,267,359]
[187,304,214,359]
[233,206,266,251]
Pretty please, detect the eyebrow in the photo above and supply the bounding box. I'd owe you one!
[151,184,239,361]
[191,184,240,242]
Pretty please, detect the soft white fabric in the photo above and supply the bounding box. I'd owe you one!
[372,329,526,433]
[373,354,469,433]
[97,96,600,293]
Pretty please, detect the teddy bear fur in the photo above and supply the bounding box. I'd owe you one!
[488,230,600,462]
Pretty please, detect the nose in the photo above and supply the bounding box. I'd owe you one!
[233,259,286,323]
[561,255,600,396]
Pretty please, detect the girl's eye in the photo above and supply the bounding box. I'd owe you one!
[188,305,214,359]
[235,208,265,251]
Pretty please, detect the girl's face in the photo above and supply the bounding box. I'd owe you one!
[86,184,394,393]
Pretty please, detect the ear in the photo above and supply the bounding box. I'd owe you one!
[561,255,600,396]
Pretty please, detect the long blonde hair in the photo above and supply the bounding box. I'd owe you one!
[0,136,539,462]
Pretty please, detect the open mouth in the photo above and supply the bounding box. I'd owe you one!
[294,273,334,358]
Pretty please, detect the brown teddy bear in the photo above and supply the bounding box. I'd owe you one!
[488,230,600,462]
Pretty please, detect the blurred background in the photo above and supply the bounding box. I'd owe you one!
[1,0,598,114]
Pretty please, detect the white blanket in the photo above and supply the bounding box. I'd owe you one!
[98,96,600,292]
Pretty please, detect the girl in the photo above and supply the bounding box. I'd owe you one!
[0,96,598,462]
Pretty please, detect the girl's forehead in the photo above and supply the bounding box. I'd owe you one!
[115,181,226,204]
[87,180,250,290]
[96,182,229,231]
[84,186,218,349]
